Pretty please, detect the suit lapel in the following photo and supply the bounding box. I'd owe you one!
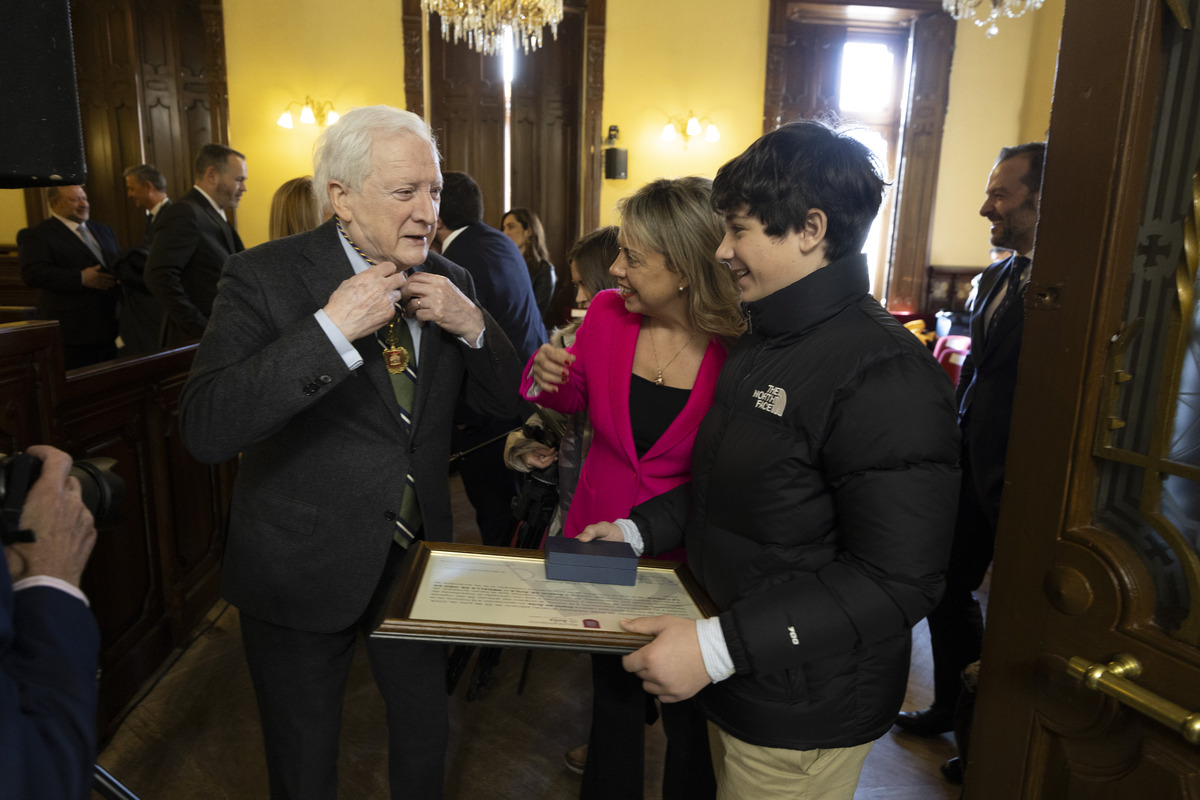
[643,337,724,461]
[300,222,410,431]
[607,308,641,466]
[48,217,99,264]
[188,189,236,253]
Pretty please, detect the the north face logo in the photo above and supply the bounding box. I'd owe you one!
[751,384,787,417]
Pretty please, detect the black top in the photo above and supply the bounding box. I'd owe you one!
[629,373,690,459]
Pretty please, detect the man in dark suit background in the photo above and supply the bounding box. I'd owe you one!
[179,106,522,800]
[17,185,120,368]
[145,143,246,346]
[112,163,171,355]
[896,142,1045,742]
[434,171,545,548]
[1,444,100,800]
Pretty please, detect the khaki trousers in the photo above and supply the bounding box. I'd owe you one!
[709,722,873,800]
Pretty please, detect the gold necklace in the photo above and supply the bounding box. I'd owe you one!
[649,327,695,386]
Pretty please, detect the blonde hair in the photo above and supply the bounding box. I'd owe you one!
[269,176,322,240]
[617,177,745,342]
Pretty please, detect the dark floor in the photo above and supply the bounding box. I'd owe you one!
[93,476,970,799]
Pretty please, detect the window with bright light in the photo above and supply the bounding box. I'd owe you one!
[835,35,907,298]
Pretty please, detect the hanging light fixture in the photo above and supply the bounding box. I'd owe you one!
[421,0,564,55]
[943,0,1044,37]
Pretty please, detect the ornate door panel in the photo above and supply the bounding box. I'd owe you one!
[970,1,1200,797]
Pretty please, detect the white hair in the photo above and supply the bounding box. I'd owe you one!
[312,105,439,214]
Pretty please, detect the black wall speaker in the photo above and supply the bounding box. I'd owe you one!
[0,0,86,188]
[604,148,628,180]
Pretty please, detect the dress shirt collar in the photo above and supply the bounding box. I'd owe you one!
[149,198,169,219]
[440,225,468,252]
[193,185,227,221]
[50,211,87,233]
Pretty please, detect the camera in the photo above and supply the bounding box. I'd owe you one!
[0,452,125,546]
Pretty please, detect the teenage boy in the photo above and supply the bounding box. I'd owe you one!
[581,119,961,798]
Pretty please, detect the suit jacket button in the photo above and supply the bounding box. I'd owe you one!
[384,510,397,521]
[320,375,332,383]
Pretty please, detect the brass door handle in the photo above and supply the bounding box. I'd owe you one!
[1066,653,1200,745]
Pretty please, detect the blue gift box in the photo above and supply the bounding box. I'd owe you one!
[544,536,637,586]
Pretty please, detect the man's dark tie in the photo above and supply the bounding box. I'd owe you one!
[387,315,422,548]
[987,255,1029,338]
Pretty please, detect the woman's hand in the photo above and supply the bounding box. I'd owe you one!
[522,445,558,470]
[576,522,624,543]
[530,343,576,394]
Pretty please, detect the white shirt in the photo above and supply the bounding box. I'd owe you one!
[193,185,227,221]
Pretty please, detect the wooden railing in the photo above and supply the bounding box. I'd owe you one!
[0,319,236,736]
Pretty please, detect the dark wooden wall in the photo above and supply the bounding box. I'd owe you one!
[0,321,236,735]
[21,0,230,250]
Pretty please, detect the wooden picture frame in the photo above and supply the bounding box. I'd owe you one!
[373,541,719,654]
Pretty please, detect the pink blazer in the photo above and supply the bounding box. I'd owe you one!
[519,289,727,538]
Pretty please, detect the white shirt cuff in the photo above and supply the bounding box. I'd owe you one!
[614,518,644,556]
[315,309,363,370]
[13,575,90,607]
[459,328,486,349]
[697,616,735,683]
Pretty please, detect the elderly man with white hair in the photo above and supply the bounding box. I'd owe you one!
[179,106,522,800]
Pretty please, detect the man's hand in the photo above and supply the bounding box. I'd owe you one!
[401,272,485,342]
[5,445,97,587]
[529,343,575,394]
[621,615,711,703]
[323,262,409,342]
[576,522,624,543]
[81,265,116,290]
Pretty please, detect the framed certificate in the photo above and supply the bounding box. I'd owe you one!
[373,541,719,654]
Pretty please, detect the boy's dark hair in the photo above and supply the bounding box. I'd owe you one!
[996,142,1046,194]
[711,119,885,263]
[439,171,484,230]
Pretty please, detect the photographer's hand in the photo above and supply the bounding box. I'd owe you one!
[5,445,97,587]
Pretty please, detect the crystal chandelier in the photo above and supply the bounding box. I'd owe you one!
[421,0,564,55]
[943,0,1044,37]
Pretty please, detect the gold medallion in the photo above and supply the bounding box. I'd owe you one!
[384,346,410,374]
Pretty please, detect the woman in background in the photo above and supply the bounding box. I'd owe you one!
[505,225,620,537]
[522,177,744,800]
[502,207,558,324]
[268,176,323,240]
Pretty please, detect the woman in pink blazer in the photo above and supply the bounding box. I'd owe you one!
[522,177,744,800]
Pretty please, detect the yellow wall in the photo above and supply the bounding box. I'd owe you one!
[930,0,1063,267]
[222,0,408,248]
[599,0,770,224]
[0,190,26,243]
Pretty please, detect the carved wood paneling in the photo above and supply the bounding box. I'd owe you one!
[582,0,606,233]
[0,320,236,734]
[888,11,954,311]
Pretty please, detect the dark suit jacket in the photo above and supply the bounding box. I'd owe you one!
[0,571,100,800]
[179,219,522,633]
[443,222,546,364]
[109,200,171,355]
[956,254,1027,527]
[145,188,244,346]
[17,216,119,348]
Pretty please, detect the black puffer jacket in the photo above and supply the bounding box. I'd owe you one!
[637,254,961,750]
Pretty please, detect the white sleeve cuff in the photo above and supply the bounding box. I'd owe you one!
[614,518,644,556]
[458,328,486,349]
[697,616,735,683]
[13,575,90,607]
[314,309,363,370]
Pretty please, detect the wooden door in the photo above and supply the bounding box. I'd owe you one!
[969,1,1200,797]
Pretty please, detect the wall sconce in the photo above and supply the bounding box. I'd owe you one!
[661,111,720,148]
[276,96,340,129]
